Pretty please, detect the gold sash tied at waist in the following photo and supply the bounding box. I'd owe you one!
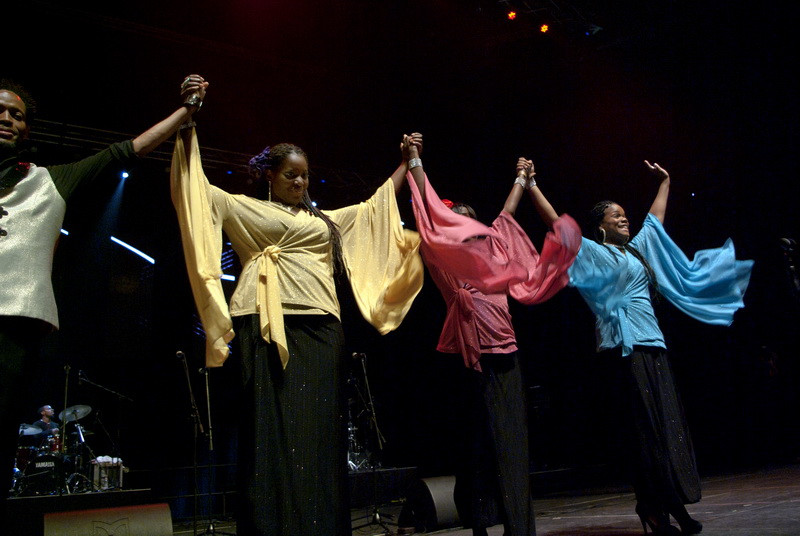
[250,245,290,369]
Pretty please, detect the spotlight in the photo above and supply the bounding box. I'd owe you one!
[540,24,549,33]
[508,11,517,20]
[120,171,129,179]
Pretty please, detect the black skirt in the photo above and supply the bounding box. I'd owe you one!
[621,346,701,508]
[235,314,349,536]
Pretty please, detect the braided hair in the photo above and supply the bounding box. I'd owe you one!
[248,143,345,277]
[589,200,660,299]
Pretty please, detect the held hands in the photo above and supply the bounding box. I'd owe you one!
[515,157,535,189]
[401,133,423,162]
[644,160,670,182]
[180,74,209,109]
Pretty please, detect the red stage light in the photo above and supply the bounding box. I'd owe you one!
[508,11,517,20]
[540,24,549,33]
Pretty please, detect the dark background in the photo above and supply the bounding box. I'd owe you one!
[7,0,800,520]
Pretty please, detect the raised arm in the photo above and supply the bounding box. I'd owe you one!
[526,163,560,227]
[132,74,208,157]
[390,133,413,193]
[644,160,670,223]
[502,157,532,216]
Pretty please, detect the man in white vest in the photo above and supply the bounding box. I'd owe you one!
[0,74,208,513]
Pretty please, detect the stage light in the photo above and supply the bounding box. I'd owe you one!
[110,236,155,265]
[320,179,326,183]
[220,274,236,281]
[60,229,69,236]
[540,24,549,33]
[227,170,233,175]
[508,11,517,20]
[120,171,129,179]
[312,201,317,207]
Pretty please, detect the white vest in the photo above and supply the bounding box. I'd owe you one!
[0,164,66,328]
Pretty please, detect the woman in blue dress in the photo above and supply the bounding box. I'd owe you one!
[524,160,753,535]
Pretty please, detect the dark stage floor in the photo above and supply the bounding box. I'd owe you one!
[169,464,800,536]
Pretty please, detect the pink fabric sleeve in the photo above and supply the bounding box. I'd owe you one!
[407,171,581,300]
[492,211,582,304]
[407,171,528,293]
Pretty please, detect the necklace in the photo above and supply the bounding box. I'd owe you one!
[271,200,300,214]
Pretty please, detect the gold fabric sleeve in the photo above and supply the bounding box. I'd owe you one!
[170,129,234,367]
[327,179,424,334]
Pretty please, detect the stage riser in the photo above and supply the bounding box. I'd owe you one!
[6,489,154,536]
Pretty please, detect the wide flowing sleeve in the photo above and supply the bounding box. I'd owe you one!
[406,171,529,293]
[492,211,582,304]
[170,129,235,367]
[632,213,753,325]
[326,179,424,334]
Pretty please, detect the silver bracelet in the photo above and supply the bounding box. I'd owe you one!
[179,121,197,130]
[529,176,537,188]
[514,176,528,189]
[408,158,422,170]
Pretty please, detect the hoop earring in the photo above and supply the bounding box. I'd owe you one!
[599,227,607,244]
[268,180,272,202]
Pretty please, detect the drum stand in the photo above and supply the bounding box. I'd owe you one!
[65,422,97,493]
[349,352,396,536]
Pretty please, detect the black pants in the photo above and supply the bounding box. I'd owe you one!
[0,317,47,519]
[453,352,536,536]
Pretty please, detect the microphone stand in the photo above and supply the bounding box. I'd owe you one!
[197,366,233,536]
[78,371,132,460]
[179,351,205,536]
[350,352,394,535]
[59,365,71,496]
[180,352,233,536]
[78,371,134,403]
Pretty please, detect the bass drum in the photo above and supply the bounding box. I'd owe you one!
[18,454,62,496]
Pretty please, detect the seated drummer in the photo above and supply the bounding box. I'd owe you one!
[31,405,59,435]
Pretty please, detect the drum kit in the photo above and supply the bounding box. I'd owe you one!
[11,404,98,496]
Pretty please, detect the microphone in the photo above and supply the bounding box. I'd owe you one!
[352,352,366,360]
[176,351,185,359]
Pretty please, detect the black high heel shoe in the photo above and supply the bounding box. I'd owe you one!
[670,504,703,534]
[635,504,681,535]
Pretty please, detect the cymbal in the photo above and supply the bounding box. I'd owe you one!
[18,424,43,436]
[59,405,92,422]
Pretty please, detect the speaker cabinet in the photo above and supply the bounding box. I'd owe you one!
[401,475,460,532]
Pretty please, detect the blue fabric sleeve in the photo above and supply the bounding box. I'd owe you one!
[633,213,753,326]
